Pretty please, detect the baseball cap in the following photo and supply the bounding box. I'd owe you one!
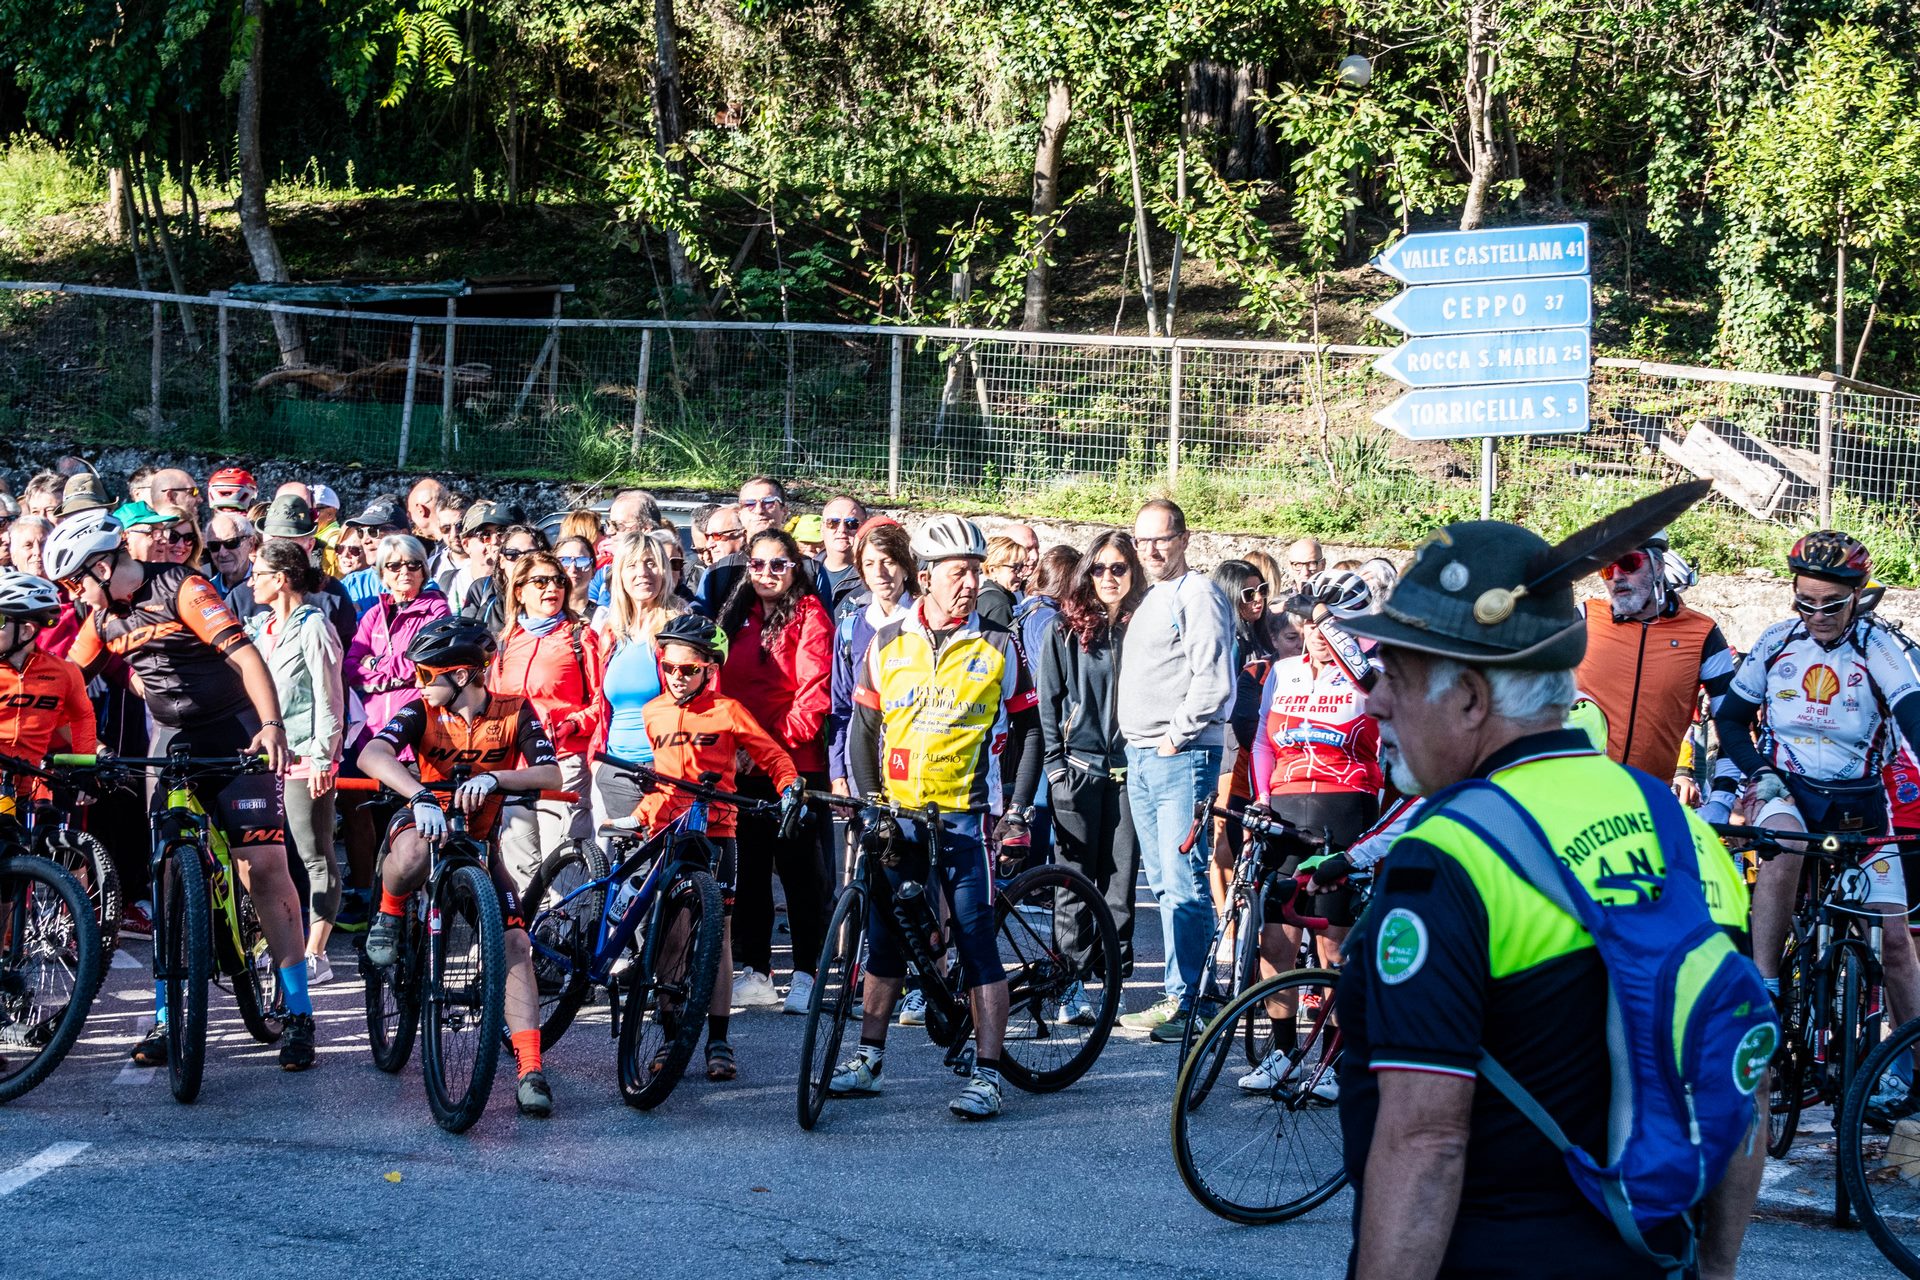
[460,500,513,535]
[346,495,405,531]
[310,483,342,513]
[111,500,177,529]
[261,493,318,538]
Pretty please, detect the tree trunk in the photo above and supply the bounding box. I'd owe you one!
[651,0,699,297]
[142,167,199,343]
[1226,63,1256,180]
[1833,210,1846,376]
[1459,4,1499,231]
[235,0,305,365]
[106,167,128,241]
[1020,79,1072,333]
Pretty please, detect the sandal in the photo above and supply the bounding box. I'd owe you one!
[706,1039,737,1082]
[132,1024,168,1067]
[650,1043,673,1078]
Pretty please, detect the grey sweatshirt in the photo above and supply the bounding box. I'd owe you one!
[1117,570,1237,749]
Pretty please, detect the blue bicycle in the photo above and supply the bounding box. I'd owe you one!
[523,755,780,1109]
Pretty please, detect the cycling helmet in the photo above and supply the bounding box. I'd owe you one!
[1659,548,1697,596]
[0,572,61,624]
[1788,530,1872,586]
[1308,568,1372,620]
[909,514,988,564]
[405,615,498,670]
[42,513,124,584]
[655,612,729,663]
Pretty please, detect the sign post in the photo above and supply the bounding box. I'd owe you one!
[1370,223,1592,518]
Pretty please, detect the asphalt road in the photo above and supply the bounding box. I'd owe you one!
[0,889,1902,1279]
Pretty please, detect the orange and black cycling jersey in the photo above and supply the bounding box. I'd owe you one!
[69,564,252,728]
[374,693,558,841]
[0,648,96,800]
[635,685,798,839]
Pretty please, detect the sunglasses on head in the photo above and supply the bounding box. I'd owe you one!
[749,556,794,575]
[207,536,247,552]
[660,661,709,678]
[525,573,565,590]
[383,558,425,572]
[1793,595,1853,618]
[558,555,594,571]
[1239,581,1270,604]
[1088,561,1131,579]
[1600,550,1653,580]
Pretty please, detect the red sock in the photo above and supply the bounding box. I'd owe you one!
[378,889,409,918]
[511,1029,542,1077]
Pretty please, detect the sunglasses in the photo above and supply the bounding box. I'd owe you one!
[525,574,565,590]
[1793,595,1853,618]
[414,664,466,687]
[207,536,248,552]
[499,547,530,562]
[157,529,195,546]
[1600,550,1652,580]
[467,529,503,543]
[739,497,785,513]
[158,486,199,499]
[823,517,862,531]
[383,559,425,573]
[660,662,710,678]
[1239,582,1270,603]
[1088,562,1131,579]
[706,527,745,543]
[558,555,594,571]
[749,556,794,574]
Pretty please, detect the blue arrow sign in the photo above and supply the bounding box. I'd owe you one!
[1372,276,1590,337]
[1373,380,1590,440]
[1373,330,1591,389]
[1370,222,1589,285]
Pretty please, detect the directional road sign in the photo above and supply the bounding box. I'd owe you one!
[1372,380,1589,440]
[1370,223,1589,286]
[1372,275,1590,337]
[1372,329,1590,389]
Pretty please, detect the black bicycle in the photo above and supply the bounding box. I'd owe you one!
[797,792,1121,1130]
[0,806,100,1103]
[0,753,119,958]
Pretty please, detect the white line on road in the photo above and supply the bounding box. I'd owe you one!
[110,948,142,970]
[114,1018,160,1085]
[0,1142,90,1198]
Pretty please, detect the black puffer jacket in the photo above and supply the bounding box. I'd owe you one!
[1037,611,1129,777]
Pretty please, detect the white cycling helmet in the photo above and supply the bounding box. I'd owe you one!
[0,572,61,623]
[1308,567,1372,620]
[43,513,123,584]
[910,514,988,564]
[1659,548,1697,595]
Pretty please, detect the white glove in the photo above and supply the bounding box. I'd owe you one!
[1753,771,1790,804]
[412,799,448,841]
[1697,796,1732,827]
[455,772,499,808]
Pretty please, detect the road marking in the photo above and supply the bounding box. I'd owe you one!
[0,1142,90,1198]
[111,948,142,970]
[114,1018,160,1085]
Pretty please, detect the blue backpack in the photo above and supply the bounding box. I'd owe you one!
[1433,769,1777,1275]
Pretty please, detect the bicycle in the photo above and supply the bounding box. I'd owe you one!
[1170,870,1368,1224]
[1840,1007,1920,1277]
[521,755,760,1110]
[347,770,573,1133]
[0,805,101,1104]
[0,753,119,957]
[51,750,285,1103]
[796,791,1122,1131]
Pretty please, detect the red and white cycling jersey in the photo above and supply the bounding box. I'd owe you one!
[1729,617,1920,783]
[1253,647,1382,797]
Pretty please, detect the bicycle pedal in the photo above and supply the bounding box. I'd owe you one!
[946,1046,976,1077]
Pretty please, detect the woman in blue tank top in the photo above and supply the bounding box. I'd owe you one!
[593,530,685,825]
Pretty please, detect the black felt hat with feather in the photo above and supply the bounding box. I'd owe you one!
[1344,481,1713,670]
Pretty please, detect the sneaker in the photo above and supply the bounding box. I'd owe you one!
[1867,1089,1920,1133]
[364,911,404,968]
[122,900,154,939]
[1307,1072,1339,1104]
[783,972,815,1015]
[829,1053,884,1096]
[949,1071,1002,1120]
[1150,1005,1199,1044]
[898,988,928,1026]
[279,1014,317,1071]
[305,952,334,986]
[1119,995,1183,1033]
[517,1070,554,1117]
[1238,1047,1292,1091]
[734,968,783,1009]
[131,1024,168,1066]
[333,892,371,935]
[1053,980,1095,1028]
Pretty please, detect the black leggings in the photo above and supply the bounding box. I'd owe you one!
[1268,790,1377,929]
[732,771,831,979]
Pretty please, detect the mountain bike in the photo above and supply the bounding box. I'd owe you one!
[797,791,1121,1131]
[522,756,765,1110]
[0,817,100,1103]
[0,753,119,958]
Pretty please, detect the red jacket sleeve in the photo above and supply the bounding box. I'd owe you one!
[781,597,832,749]
[571,623,605,746]
[734,698,800,795]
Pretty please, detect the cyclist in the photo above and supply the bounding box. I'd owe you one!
[837,514,1043,1119]
[1709,531,1920,1058]
[358,615,563,1117]
[0,572,96,777]
[622,613,803,1082]
[46,513,314,1070]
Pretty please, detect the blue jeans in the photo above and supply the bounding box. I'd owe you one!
[1125,743,1221,1005]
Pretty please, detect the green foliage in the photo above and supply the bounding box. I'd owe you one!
[0,138,103,233]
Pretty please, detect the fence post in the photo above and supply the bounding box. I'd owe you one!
[1167,342,1183,486]
[148,300,163,436]
[397,324,422,469]
[888,335,904,498]
[216,300,230,434]
[1816,383,1834,527]
[1479,437,1494,519]
[441,299,457,462]
[631,329,654,457]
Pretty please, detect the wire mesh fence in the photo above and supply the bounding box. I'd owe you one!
[0,281,1913,561]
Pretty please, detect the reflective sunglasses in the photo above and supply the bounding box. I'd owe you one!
[739,497,785,513]
[1793,595,1853,619]
[206,536,248,552]
[525,573,565,589]
[660,662,710,678]
[1600,550,1652,580]
[1239,581,1270,604]
[383,558,425,573]
[823,516,862,532]
[749,556,794,575]
[706,527,746,544]
[1088,561,1131,579]
[558,555,594,572]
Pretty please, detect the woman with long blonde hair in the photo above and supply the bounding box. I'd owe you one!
[592,531,686,827]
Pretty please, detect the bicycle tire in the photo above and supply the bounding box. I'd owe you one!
[798,882,866,1131]
[231,889,285,1045]
[1180,894,1256,1065]
[618,869,722,1110]
[37,829,119,959]
[524,839,608,1050]
[1836,940,1877,1227]
[1769,925,1812,1158]
[422,863,507,1133]
[159,844,211,1104]
[1172,968,1346,1225]
[1839,1014,1920,1278]
[0,853,102,1103]
[362,902,421,1074]
[995,863,1119,1093]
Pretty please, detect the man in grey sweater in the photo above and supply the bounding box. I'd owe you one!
[1116,498,1237,1040]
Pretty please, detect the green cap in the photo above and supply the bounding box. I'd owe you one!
[111,500,176,529]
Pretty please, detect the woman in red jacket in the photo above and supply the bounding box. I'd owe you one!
[490,549,603,888]
[718,527,832,1012]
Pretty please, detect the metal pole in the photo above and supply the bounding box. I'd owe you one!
[217,302,230,434]
[888,335,905,497]
[547,292,562,406]
[149,300,163,435]
[1479,437,1494,519]
[441,298,456,462]
[397,324,422,469]
[631,329,654,456]
[1168,343,1184,485]
[1817,386,1834,527]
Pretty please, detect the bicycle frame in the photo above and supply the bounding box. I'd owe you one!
[545,803,709,989]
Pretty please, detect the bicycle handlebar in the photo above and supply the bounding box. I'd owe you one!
[801,788,940,826]
[332,776,578,803]
[49,752,269,774]
[592,753,773,812]
[1705,821,1920,860]
[1179,801,1327,857]
[1264,875,1331,932]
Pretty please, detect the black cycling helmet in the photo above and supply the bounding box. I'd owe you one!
[405,615,498,670]
[1788,530,1872,587]
[655,613,728,663]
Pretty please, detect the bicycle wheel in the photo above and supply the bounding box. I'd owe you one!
[159,845,211,1104]
[1180,895,1253,1064]
[362,903,421,1074]
[38,829,119,959]
[996,863,1120,1093]
[421,863,506,1133]
[230,889,285,1045]
[798,883,866,1131]
[0,853,102,1103]
[1172,968,1347,1224]
[524,839,608,1050]
[1836,940,1878,1227]
[1769,925,1812,1158]
[618,869,721,1111]
[1841,1014,1920,1278]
